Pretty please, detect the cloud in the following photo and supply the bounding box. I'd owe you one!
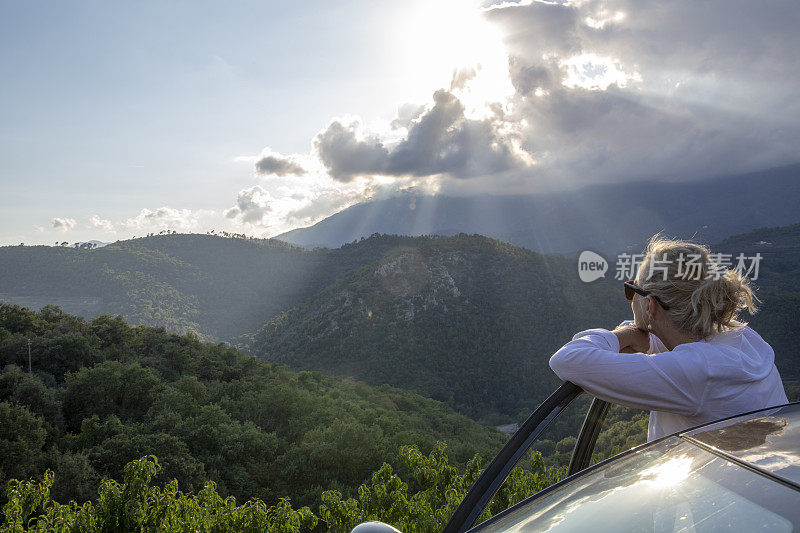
[284,187,372,224]
[224,185,273,225]
[390,103,426,130]
[559,53,640,91]
[124,207,200,231]
[314,89,531,182]
[222,162,434,236]
[89,215,114,233]
[313,120,391,182]
[508,56,552,95]
[51,217,76,231]
[450,66,478,91]
[480,0,800,187]
[255,149,306,177]
[235,0,799,236]
[387,89,528,178]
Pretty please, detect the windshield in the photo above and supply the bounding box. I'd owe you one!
[473,437,800,532]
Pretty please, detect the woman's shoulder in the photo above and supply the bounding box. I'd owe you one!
[680,321,778,377]
[707,320,764,345]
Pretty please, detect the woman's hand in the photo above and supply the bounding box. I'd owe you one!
[612,323,650,354]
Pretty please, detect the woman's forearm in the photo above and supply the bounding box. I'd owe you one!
[613,324,650,353]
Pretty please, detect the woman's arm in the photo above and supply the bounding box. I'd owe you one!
[616,319,668,354]
[548,326,706,415]
[613,322,650,353]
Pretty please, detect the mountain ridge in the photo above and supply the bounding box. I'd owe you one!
[0,233,425,341]
[275,164,800,255]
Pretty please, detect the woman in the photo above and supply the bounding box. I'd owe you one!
[549,234,788,441]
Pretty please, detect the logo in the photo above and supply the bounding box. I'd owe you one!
[578,249,763,283]
[578,251,608,282]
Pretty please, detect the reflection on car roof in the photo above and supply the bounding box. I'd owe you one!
[683,402,800,488]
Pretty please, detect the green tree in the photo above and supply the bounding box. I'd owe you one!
[0,402,48,483]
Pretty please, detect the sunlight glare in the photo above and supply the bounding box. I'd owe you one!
[391,0,514,117]
[585,10,626,29]
[639,456,693,489]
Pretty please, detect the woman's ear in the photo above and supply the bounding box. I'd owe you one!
[646,296,656,321]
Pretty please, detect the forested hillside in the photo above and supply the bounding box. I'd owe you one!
[251,233,631,423]
[0,234,427,341]
[715,221,800,291]
[2,223,799,531]
[714,222,800,377]
[250,228,800,423]
[5,226,797,426]
[0,304,505,510]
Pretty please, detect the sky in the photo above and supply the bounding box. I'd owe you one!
[1,0,799,245]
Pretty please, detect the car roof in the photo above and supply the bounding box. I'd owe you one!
[681,402,800,489]
[467,402,800,533]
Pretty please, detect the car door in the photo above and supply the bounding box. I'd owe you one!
[443,381,611,533]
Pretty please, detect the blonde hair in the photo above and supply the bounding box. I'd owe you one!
[634,233,760,339]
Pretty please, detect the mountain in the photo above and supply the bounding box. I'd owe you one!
[275,164,800,255]
[2,231,630,422]
[3,224,797,424]
[714,221,800,365]
[250,228,800,423]
[250,233,632,423]
[0,234,428,341]
[715,222,800,291]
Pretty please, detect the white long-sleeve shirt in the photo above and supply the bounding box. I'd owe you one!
[549,319,788,441]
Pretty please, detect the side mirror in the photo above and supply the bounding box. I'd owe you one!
[350,521,402,533]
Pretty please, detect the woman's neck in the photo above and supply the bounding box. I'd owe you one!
[657,326,704,351]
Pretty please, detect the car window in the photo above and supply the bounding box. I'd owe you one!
[472,437,799,532]
[590,403,649,465]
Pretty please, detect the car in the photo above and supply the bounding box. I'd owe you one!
[352,382,800,532]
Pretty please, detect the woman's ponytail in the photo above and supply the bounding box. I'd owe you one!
[687,269,760,337]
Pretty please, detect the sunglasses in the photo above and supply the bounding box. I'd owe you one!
[624,280,671,310]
